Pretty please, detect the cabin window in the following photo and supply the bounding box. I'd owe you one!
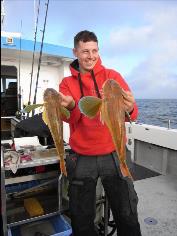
[1,77,17,93]
[1,66,18,117]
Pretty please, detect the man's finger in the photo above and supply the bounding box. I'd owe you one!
[121,88,128,98]
[58,91,65,99]
[122,89,133,99]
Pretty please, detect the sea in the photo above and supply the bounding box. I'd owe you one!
[135,99,177,129]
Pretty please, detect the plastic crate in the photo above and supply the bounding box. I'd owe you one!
[6,180,40,194]
[8,214,72,236]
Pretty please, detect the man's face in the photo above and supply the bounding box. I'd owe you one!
[73,41,99,74]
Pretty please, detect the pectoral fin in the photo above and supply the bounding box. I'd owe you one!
[21,104,44,113]
[78,96,102,118]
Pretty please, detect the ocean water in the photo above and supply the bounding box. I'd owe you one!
[135,99,177,129]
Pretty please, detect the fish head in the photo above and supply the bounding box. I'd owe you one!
[43,88,62,104]
[43,88,70,119]
[102,79,122,101]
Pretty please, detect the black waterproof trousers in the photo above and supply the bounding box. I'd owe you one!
[66,151,142,236]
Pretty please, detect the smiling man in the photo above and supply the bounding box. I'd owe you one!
[59,30,141,236]
[73,40,99,73]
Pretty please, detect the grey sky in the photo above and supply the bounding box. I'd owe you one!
[2,0,177,98]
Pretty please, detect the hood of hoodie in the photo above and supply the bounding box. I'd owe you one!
[69,57,105,78]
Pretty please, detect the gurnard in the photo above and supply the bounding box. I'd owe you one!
[23,88,70,176]
[78,79,133,179]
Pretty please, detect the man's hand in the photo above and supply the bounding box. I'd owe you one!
[59,92,75,111]
[121,89,135,113]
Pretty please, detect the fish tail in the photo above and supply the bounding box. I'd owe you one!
[60,160,67,176]
[120,162,133,180]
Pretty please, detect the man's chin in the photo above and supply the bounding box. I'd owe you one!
[85,65,95,71]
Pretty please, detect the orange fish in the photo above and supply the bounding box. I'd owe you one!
[78,79,132,179]
[22,88,70,176]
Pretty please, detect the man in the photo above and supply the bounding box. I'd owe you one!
[59,30,141,236]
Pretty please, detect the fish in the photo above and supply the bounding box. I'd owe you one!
[78,79,133,179]
[22,88,70,176]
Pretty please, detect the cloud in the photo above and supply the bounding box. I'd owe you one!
[108,26,153,54]
[102,6,177,98]
[126,50,177,98]
[125,40,177,98]
[104,5,177,54]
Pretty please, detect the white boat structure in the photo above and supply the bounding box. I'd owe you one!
[1,33,73,143]
[1,32,177,236]
[126,123,177,236]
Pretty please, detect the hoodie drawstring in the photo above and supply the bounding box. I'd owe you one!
[78,70,101,99]
[78,73,84,98]
[91,70,101,98]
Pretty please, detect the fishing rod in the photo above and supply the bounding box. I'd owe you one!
[28,0,41,106]
[18,20,22,114]
[32,0,50,116]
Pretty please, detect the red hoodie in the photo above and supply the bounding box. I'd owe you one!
[59,58,138,155]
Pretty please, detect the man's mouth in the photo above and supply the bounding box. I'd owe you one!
[85,61,95,66]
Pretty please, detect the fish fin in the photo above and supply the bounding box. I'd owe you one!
[42,108,49,126]
[61,106,70,119]
[78,96,102,118]
[21,104,44,113]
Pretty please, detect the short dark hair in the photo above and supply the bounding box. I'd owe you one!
[74,30,98,48]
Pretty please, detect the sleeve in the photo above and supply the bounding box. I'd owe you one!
[109,70,138,121]
[59,78,81,124]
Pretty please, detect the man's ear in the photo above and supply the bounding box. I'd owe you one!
[73,48,77,57]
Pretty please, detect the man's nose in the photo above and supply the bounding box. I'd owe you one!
[87,51,94,59]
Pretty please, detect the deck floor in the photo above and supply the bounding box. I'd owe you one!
[112,174,177,236]
[110,154,177,236]
[135,174,177,236]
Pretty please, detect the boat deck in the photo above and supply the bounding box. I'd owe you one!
[1,142,176,236]
[111,169,177,236]
[135,174,177,236]
[110,152,177,236]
